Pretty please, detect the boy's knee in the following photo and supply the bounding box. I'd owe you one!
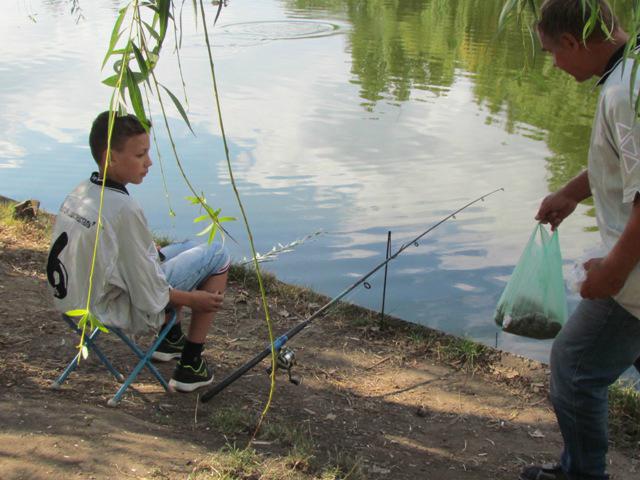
[208,242,230,266]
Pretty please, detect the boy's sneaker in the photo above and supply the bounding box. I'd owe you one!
[169,358,214,392]
[151,334,185,362]
[519,463,568,480]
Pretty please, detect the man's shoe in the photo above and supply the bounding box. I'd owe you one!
[151,335,185,362]
[519,463,568,480]
[169,358,214,392]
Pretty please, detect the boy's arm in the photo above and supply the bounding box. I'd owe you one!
[535,171,591,229]
[581,194,640,298]
[169,288,224,313]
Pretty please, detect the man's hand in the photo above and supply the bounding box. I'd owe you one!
[535,191,578,230]
[580,257,626,299]
[189,290,224,312]
[535,171,590,230]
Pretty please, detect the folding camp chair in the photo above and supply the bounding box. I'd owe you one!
[52,311,177,407]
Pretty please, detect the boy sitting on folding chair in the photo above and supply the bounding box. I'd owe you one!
[46,111,230,393]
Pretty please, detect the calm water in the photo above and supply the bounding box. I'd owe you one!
[1,0,634,364]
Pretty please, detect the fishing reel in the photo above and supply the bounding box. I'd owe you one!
[266,347,300,385]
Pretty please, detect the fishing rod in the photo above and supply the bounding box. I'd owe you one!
[201,188,504,403]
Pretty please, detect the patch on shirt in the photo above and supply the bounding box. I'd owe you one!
[616,122,640,174]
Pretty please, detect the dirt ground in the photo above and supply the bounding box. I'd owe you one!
[0,208,638,480]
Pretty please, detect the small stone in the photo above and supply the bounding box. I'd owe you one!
[415,406,430,418]
[13,199,40,220]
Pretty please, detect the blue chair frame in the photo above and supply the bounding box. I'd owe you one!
[52,311,177,407]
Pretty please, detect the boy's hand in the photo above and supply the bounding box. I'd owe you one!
[535,191,578,230]
[580,257,625,299]
[189,290,224,312]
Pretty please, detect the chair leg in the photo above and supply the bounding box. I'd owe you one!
[111,326,171,389]
[52,325,124,388]
[107,314,177,407]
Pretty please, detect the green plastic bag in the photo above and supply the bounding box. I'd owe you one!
[494,224,568,339]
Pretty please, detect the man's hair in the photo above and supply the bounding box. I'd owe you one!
[89,111,147,164]
[538,0,619,42]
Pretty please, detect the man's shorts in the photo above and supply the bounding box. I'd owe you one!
[159,239,230,292]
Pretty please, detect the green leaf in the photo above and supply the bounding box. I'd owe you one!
[159,83,194,134]
[102,74,120,87]
[77,313,89,330]
[498,0,518,34]
[126,67,150,129]
[197,223,214,236]
[192,0,198,28]
[208,222,218,244]
[142,20,161,43]
[66,309,88,317]
[631,54,640,106]
[93,320,110,333]
[218,216,236,223]
[103,71,147,88]
[86,312,109,333]
[131,42,150,87]
[193,214,209,223]
[527,0,537,21]
[102,6,128,70]
[157,0,171,45]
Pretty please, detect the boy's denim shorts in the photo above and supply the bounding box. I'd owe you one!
[159,239,230,292]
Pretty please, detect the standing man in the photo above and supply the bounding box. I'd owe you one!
[524,1,640,479]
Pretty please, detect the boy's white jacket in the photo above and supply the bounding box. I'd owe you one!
[46,173,170,334]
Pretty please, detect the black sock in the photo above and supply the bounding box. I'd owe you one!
[160,322,183,342]
[181,340,204,366]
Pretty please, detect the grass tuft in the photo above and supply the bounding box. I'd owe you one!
[209,406,254,436]
[0,199,53,243]
[152,233,175,248]
[609,379,640,447]
[259,420,315,463]
[443,336,491,371]
[229,263,279,293]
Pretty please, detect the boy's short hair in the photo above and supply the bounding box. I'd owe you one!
[538,0,619,42]
[89,111,148,164]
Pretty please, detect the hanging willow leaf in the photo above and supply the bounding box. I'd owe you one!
[527,0,537,21]
[630,52,640,104]
[196,222,215,237]
[131,41,151,87]
[160,83,194,134]
[207,221,218,244]
[213,0,223,26]
[103,70,147,87]
[191,0,198,28]
[142,19,161,42]
[102,6,128,70]
[581,0,600,41]
[126,66,150,129]
[157,0,171,45]
[498,0,519,34]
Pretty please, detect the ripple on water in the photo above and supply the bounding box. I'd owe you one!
[181,20,346,58]
[219,20,343,41]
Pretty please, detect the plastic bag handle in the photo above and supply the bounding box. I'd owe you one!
[533,222,558,247]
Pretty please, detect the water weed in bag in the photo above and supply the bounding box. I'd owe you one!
[494,224,568,339]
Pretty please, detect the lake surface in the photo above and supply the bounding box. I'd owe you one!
[1,0,634,364]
